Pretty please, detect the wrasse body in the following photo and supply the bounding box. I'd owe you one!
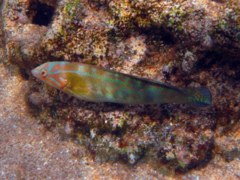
[31,62,212,106]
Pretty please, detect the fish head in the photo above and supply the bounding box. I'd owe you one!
[31,62,68,90]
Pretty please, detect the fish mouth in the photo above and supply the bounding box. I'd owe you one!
[31,68,38,78]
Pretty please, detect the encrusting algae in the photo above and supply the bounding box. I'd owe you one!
[1,0,240,176]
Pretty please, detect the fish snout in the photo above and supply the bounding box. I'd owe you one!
[31,68,38,78]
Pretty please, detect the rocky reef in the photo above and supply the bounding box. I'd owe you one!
[0,0,239,178]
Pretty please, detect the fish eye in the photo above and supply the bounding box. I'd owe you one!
[41,69,48,77]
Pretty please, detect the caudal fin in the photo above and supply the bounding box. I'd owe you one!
[184,87,212,107]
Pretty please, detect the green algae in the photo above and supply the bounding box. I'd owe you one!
[63,0,82,19]
[161,5,188,32]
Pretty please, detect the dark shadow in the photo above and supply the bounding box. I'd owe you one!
[27,0,56,26]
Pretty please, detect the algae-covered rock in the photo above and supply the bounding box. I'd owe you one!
[1,0,240,174]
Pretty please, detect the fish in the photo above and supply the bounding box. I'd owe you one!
[31,61,212,107]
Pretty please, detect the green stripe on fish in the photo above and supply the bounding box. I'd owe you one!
[31,61,212,107]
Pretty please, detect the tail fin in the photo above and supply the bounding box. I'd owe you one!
[184,87,212,107]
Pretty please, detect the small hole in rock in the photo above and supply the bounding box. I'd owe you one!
[27,0,56,26]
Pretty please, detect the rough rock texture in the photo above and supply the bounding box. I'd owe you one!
[0,0,239,178]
